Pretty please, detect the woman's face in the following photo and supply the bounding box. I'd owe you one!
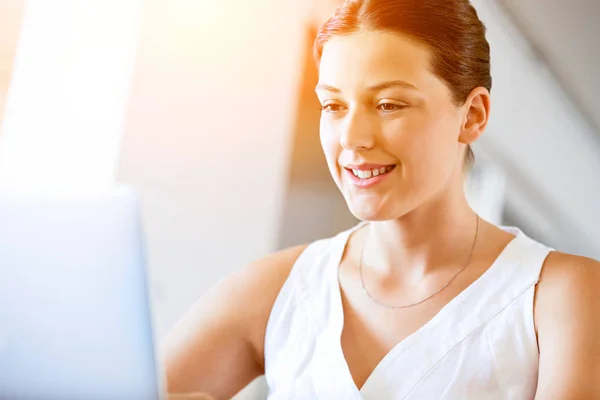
[316,30,470,221]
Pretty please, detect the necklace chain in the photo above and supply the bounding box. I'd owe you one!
[359,216,480,309]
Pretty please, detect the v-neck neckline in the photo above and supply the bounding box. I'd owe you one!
[329,223,523,397]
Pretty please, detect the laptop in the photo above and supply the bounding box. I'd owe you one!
[0,186,164,400]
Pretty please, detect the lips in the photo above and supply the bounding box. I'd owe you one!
[342,164,397,188]
[349,165,394,179]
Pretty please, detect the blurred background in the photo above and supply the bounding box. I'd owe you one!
[0,0,598,398]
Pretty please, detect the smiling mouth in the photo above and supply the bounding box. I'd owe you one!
[346,165,395,180]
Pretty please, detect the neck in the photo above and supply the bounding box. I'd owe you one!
[362,184,481,282]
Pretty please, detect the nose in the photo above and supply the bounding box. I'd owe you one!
[340,109,375,151]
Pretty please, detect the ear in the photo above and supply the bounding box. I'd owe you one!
[458,86,491,145]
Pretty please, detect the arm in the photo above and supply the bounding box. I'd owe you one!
[534,252,600,399]
[161,245,307,400]
[168,394,215,400]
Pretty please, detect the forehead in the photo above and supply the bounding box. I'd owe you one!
[318,30,439,91]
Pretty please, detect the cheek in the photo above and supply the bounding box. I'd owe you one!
[381,117,431,163]
[384,114,459,175]
[319,124,339,164]
[319,124,345,189]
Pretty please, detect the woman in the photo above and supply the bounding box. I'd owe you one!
[162,0,600,398]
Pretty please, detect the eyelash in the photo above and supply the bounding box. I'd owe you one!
[319,104,344,113]
[378,103,407,113]
[319,103,407,114]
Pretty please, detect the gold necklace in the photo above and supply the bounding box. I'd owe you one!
[359,216,480,309]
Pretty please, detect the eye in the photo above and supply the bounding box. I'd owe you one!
[320,103,346,113]
[377,102,407,113]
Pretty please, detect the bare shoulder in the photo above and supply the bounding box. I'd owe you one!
[236,244,309,309]
[239,243,310,295]
[162,244,308,397]
[174,242,309,354]
[535,251,600,329]
[224,244,310,351]
[536,251,600,306]
[534,251,600,399]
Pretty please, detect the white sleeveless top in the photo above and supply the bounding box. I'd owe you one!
[264,224,553,399]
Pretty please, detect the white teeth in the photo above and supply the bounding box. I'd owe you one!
[350,166,394,179]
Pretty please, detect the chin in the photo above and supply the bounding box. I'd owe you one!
[348,202,398,222]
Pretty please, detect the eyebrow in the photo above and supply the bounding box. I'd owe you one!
[315,80,419,93]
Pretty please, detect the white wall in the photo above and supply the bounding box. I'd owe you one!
[0,0,143,188]
[0,0,24,130]
[117,2,313,397]
[117,0,310,339]
[472,0,600,258]
[502,0,600,131]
